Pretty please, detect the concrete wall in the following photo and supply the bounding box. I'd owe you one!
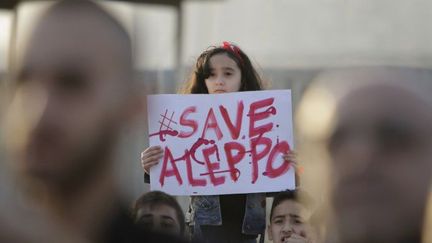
[182,0,432,69]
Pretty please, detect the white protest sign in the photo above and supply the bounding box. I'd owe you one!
[147,90,295,195]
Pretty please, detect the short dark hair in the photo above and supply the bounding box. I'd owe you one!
[180,43,263,94]
[133,191,185,234]
[270,190,314,220]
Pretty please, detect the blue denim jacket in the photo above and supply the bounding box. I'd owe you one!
[144,174,267,240]
[187,193,266,238]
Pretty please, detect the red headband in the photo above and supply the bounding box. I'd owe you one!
[221,41,244,65]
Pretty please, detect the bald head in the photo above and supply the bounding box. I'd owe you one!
[324,67,432,243]
[7,0,137,189]
[19,0,133,88]
[333,82,432,154]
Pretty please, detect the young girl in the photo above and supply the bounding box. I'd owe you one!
[141,42,295,243]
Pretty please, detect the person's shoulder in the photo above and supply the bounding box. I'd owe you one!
[130,229,190,243]
[104,203,190,243]
[107,216,191,243]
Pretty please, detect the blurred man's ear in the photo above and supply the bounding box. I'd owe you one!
[267,224,273,241]
[122,81,147,124]
[0,82,4,118]
[423,189,432,243]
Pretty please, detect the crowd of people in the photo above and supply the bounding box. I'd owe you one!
[0,1,431,243]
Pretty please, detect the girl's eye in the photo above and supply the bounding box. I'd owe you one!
[225,72,232,76]
[209,73,216,77]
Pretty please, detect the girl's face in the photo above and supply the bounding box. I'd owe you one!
[205,53,242,94]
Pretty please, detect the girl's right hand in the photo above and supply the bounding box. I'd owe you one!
[140,146,164,174]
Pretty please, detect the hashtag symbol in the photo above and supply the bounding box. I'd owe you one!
[158,109,177,132]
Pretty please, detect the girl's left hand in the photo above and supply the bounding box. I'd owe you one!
[283,151,298,168]
[283,151,303,188]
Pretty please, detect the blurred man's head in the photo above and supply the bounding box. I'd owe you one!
[133,191,185,236]
[324,68,432,243]
[6,0,135,190]
[268,190,315,243]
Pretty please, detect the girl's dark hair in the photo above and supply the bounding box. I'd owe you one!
[181,43,263,94]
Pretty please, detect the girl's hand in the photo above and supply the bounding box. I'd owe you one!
[283,151,298,168]
[283,150,304,188]
[140,146,164,174]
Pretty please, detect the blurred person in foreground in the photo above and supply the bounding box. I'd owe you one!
[0,5,87,243]
[296,67,432,243]
[133,190,186,237]
[424,189,432,243]
[4,0,187,242]
[267,190,316,243]
[1,54,85,243]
